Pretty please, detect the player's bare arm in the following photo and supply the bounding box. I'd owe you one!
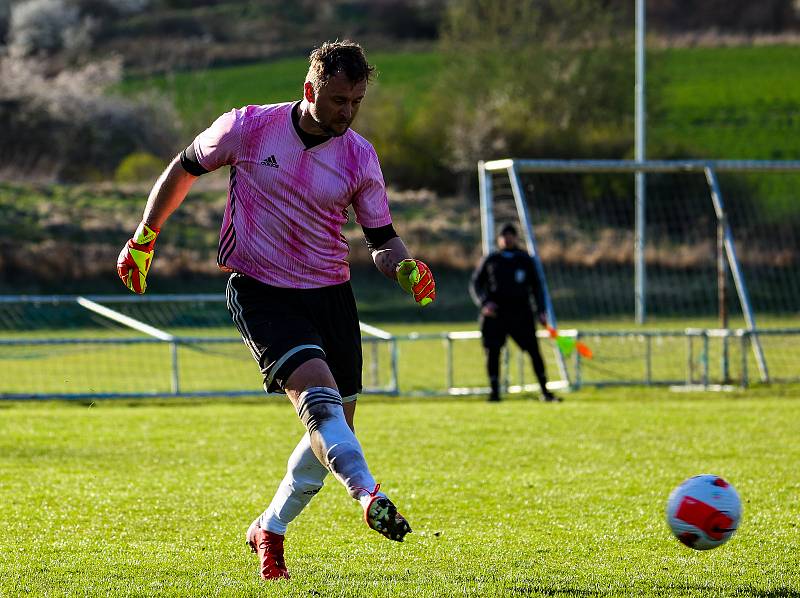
[117,155,198,294]
[140,155,198,229]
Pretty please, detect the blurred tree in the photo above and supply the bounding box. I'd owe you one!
[433,0,633,192]
[355,84,449,192]
[7,0,90,57]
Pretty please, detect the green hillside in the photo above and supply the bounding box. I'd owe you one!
[651,45,800,160]
[119,52,442,135]
[121,45,800,160]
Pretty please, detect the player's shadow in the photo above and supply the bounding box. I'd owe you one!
[509,586,800,597]
[742,590,800,598]
[509,587,606,596]
[652,586,800,598]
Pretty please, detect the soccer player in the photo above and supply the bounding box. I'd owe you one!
[116,40,436,580]
[469,223,558,403]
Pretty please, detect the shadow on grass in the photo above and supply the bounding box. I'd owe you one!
[509,585,800,597]
[32,392,500,410]
[652,586,800,598]
[510,588,608,596]
[5,381,797,409]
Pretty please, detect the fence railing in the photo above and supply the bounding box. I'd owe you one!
[1,295,798,399]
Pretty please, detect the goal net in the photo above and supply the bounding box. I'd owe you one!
[479,159,800,387]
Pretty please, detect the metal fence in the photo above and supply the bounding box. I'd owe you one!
[1,295,797,400]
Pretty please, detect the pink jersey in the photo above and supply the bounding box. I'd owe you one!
[192,102,393,288]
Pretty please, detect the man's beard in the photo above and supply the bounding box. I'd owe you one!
[313,114,350,137]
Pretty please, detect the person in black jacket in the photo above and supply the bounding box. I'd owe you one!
[470,223,560,402]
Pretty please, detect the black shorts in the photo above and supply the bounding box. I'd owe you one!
[480,308,538,353]
[226,273,362,398]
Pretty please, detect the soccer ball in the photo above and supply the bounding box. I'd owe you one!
[666,474,741,550]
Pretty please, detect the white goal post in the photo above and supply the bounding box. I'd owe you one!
[478,158,800,384]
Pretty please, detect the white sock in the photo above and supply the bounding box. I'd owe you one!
[260,433,328,535]
[297,387,381,501]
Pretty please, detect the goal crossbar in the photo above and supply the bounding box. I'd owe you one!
[482,159,800,173]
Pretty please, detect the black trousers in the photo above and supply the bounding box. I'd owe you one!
[480,308,548,393]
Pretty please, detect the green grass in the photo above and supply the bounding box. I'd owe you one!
[650,45,800,160]
[1,387,799,596]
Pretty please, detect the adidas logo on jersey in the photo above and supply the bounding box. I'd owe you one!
[261,155,279,168]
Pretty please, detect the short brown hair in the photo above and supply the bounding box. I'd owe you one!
[306,40,375,88]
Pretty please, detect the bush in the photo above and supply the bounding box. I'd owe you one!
[7,0,87,56]
[356,86,451,193]
[0,56,180,182]
[114,152,164,183]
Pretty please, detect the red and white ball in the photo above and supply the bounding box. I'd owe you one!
[666,474,741,550]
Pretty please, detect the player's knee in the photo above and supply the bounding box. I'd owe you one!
[266,346,327,393]
[297,386,344,435]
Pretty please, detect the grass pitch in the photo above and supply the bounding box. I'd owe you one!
[1,386,799,597]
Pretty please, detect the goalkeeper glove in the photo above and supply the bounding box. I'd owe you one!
[117,222,159,294]
[396,259,436,306]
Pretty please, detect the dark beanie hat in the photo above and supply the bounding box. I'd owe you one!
[499,223,517,236]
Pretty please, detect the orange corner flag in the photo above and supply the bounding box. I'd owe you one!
[546,325,593,359]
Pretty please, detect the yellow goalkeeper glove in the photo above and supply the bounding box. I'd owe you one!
[396,259,436,307]
[117,222,159,294]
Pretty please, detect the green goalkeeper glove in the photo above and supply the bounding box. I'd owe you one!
[396,259,436,307]
[117,222,159,294]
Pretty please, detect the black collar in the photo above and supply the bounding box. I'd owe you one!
[292,101,332,149]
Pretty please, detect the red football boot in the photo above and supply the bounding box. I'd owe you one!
[246,520,290,580]
[362,485,412,542]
